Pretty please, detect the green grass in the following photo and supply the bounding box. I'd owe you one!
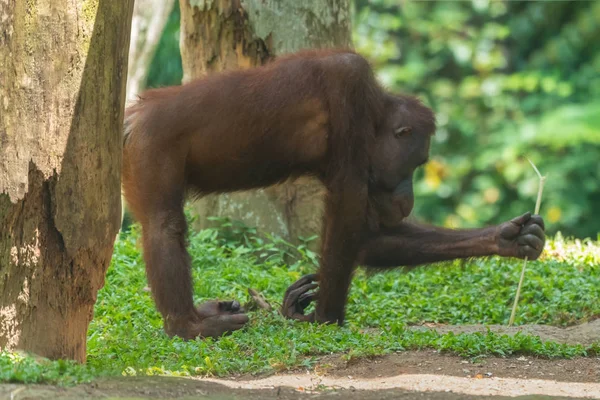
[2,218,599,385]
[0,352,95,385]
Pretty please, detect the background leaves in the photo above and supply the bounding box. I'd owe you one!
[353,0,600,238]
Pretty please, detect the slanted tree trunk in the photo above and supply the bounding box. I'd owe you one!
[179,0,351,247]
[0,0,134,362]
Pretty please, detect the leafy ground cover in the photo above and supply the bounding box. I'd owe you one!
[2,219,599,385]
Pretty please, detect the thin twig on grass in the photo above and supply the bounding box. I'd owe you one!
[246,288,272,311]
[508,158,546,326]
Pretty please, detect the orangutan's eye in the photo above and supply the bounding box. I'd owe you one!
[394,126,412,137]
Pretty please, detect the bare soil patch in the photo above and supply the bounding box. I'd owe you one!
[212,350,599,399]
[318,350,600,383]
[0,375,587,400]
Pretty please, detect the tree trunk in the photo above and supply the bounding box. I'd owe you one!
[0,0,134,362]
[179,0,351,247]
[126,0,176,102]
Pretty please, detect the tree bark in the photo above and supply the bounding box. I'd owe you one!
[180,0,351,247]
[126,0,176,102]
[0,0,134,362]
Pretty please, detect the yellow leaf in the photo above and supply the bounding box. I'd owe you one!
[547,206,561,223]
[483,187,500,204]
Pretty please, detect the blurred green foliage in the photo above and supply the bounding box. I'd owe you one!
[354,0,600,238]
[147,1,600,238]
[145,1,182,88]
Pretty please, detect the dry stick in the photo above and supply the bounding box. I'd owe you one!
[247,288,272,311]
[508,159,546,326]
